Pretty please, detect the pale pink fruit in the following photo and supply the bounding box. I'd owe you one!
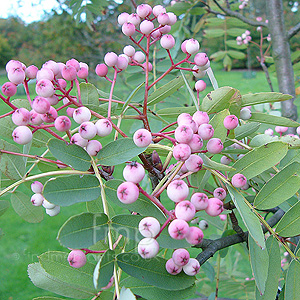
[70,133,88,147]
[42,199,56,209]
[8,67,25,84]
[173,144,191,161]
[175,200,196,221]
[136,4,152,18]
[12,108,30,126]
[46,95,59,106]
[116,56,128,70]
[41,106,58,123]
[159,25,171,34]
[46,205,60,216]
[117,182,139,204]
[213,188,227,200]
[43,60,60,76]
[36,79,55,97]
[174,125,193,143]
[95,64,108,77]
[190,193,209,211]
[36,68,54,81]
[167,179,189,202]
[2,82,17,97]
[275,126,288,134]
[185,227,204,245]
[118,12,129,25]
[122,22,136,36]
[31,181,44,193]
[206,138,223,154]
[133,129,152,147]
[168,219,189,240]
[54,116,72,132]
[165,258,182,275]
[68,250,87,268]
[181,40,188,54]
[30,110,43,125]
[31,193,44,206]
[153,5,166,17]
[86,140,102,156]
[62,65,77,81]
[32,96,51,114]
[184,154,203,172]
[224,115,239,130]
[57,79,67,89]
[138,217,160,238]
[127,13,141,26]
[66,107,75,118]
[157,13,170,25]
[231,173,247,188]
[133,51,145,63]
[123,162,145,183]
[220,156,232,165]
[12,126,32,145]
[182,258,200,276]
[138,238,159,259]
[6,60,23,73]
[140,20,154,35]
[193,111,209,126]
[199,220,209,230]
[177,113,192,125]
[188,134,203,152]
[172,248,190,266]
[167,12,177,25]
[195,80,206,92]
[194,53,209,67]
[198,124,214,140]
[240,107,252,120]
[95,119,112,137]
[66,58,80,71]
[205,198,224,217]
[264,128,274,136]
[192,65,206,79]
[160,34,175,49]
[77,66,89,79]
[123,45,135,57]
[73,106,91,124]
[185,39,200,54]
[79,121,97,139]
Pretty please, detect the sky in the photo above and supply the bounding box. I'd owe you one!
[0,0,60,24]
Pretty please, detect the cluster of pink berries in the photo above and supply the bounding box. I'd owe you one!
[265,126,300,139]
[236,30,251,45]
[238,0,249,10]
[30,181,60,216]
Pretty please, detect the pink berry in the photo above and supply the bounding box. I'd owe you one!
[41,106,58,123]
[6,60,23,73]
[206,138,223,154]
[240,107,252,120]
[168,219,189,240]
[264,128,274,136]
[157,13,170,25]
[219,214,227,221]
[167,12,177,25]
[31,181,44,193]
[160,34,175,49]
[118,12,129,25]
[46,95,59,106]
[66,58,80,71]
[198,124,214,140]
[12,126,32,145]
[174,125,193,143]
[68,250,87,268]
[133,129,152,147]
[175,200,196,221]
[231,173,247,188]
[95,64,108,77]
[95,118,113,137]
[117,181,139,204]
[220,156,232,165]
[182,258,200,276]
[213,188,227,200]
[136,4,152,18]
[77,66,89,79]
[192,66,206,79]
[104,52,118,67]
[172,248,190,266]
[12,108,30,126]
[79,121,97,140]
[127,13,141,26]
[167,179,189,202]
[8,67,25,85]
[133,51,145,63]
[140,20,154,35]
[185,227,204,245]
[173,144,191,161]
[62,65,77,81]
[185,39,200,54]
[43,60,60,76]
[205,198,224,217]
[159,25,171,34]
[86,140,102,156]
[73,106,91,124]
[138,238,159,259]
[35,79,55,97]
[224,115,239,130]
[32,96,51,114]
[57,79,67,89]
[116,56,128,70]
[46,205,60,217]
[190,193,209,211]
[153,5,166,17]
[178,117,198,133]
[122,22,136,36]
[275,126,288,134]
[123,162,145,183]
[185,154,203,172]
[194,53,209,67]
[177,113,192,125]
[2,82,17,97]
[188,134,203,152]
[138,217,160,238]
[30,110,43,125]
[70,133,88,147]
[31,193,44,206]
[123,45,135,57]
[195,80,206,92]
[36,68,54,81]
[165,258,182,275]
[181,40,188,54]
[54,116,72,132]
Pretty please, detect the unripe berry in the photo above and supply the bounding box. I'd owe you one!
[118,12,129,25]
[8,67,26,85]
[136,4,151,18]
[79,121,97,140]
[168,219,189,240]
[104,52,118,67]
[193,111,209,126]
[41,106,58,123]
[240,107,252,120]
[165,258,182,275]
[123,45,135,57]
[175,200,196,221]
[86,140,102,156]
[133,51,145,63]
[220,156,232,165]
[73,106,91,124]
[224,115,239,130]
[167,179,189,203]
[138,238,159,259]
[140,20,154,35]
[185,39,200,54]
[54,116,72,132]
[31,181,44,193]
[45,206,60,217]
[231,173,247,188]
[182,258,200,276]
[12,108,30,126]
[188,134,203,152]
[122,22,136,36]
[199,220,209,230]
[70,133,88,147]
[185,154,203,172]
[173,143,191,161]
[194,53,209,67]
[68,250,87,268]
[172,248,190,266]
[42,199,56,209]
[116,56,128,70]
[36,68,54,81]
[127,13,141,26]
[195,80,206,92]
[95,64,108,77]
[160,34,175,49]
[198,124,214,140]
[138,217,160,238]
[205,198,224,217]
[133,129,152,147]
[31,193,44,206]
[95,119,113,137]
[35,79,55,97]
[213,188,227,200]
[206,138,223,154]
[117,181,139,204]
[62,65,77,81]
[185,226,204,245]
[190,192,209,210]
[264,128,274,136]
[181,40,188,54]
[177,113,192,125]
[174,125,193,143]
[2,82,17,97]
[192,66,206,79]
[123,162,145,183]
[12,126,32,145]
[32,96,51,114]
[142,62,153,72]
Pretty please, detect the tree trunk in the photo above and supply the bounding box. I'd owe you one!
[266,0,298,128]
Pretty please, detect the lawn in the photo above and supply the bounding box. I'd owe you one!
[0,68,297,299]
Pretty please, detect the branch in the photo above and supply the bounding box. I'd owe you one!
[287,22,300,39]
[194,209,285,265]
[210,0,267,28]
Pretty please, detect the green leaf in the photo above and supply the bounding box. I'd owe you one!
[11,191,43,223]
[249,134,277,148]
[276,201,300,237]
[122,82,145,112]
[32,130,51,148]
[105,179,166,223]
[180,71,199,110]
[120,286,137,300]
[0,139,26,180]
[200,153,235,171]
[254,162,300,209]
[86,102,118,116]
[210,51,227,62]
[0,200,9,217]
[190,170,211,192]
[228,186,265,248]
[155,106,196,118]
[226,40,247,50]
[230,141,288,179]
[28,263,95,299]
[43,175,101,206]
[227,28,246,36]
[117,253,195,290]
[93,249,115,290]
[223,55,232,71]
[148,76,184,106]
[285,259,300,300]
[0,116,15,140]
[32,297,66,300]
[97,138,147,166]
[167,1,192,15]
[204,29,225,38]
[122,276,196,300]
[157,226,190,249]
[281,149,300,166]
[47,139,91,171]
[80,82,99,106]
[39,251,97,293]
[227,50,246,59]
[255,236,281,300]
[249,112,300,127]
[57,212,109,248]
[249,235,269,294]
[241,92,292,106]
